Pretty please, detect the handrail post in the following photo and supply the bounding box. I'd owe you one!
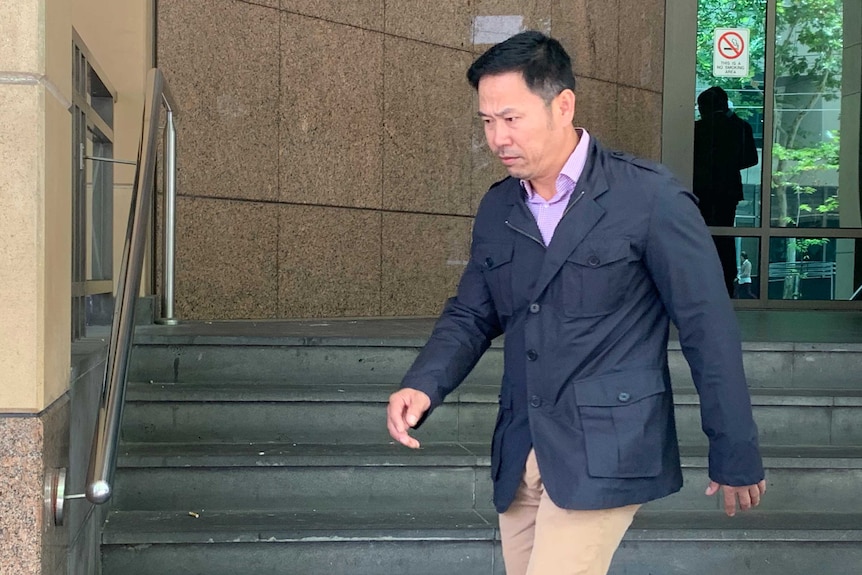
[157,107,178,325]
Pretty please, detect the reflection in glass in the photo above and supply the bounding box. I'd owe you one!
[695,0,766,228]
[733,237,761,299]
[768,237,862,300]
[770,0,858,228]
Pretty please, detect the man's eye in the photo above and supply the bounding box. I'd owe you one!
[505,117,516,123]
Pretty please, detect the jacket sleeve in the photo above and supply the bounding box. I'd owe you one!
[399,235,504,412]
[643,184,765,487]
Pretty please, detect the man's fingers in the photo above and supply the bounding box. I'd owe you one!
[723,487,738,516]
[734,486,753,512]
[387,395,408,434]
[386,389,431,449]
[716,482,766,517]
[749,481,766,506]
[705,481,720,496]
[405,396,430,428]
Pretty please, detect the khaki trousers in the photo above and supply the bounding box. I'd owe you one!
[498,449,640,575]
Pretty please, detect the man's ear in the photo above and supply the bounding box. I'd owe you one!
[556,89,576,123]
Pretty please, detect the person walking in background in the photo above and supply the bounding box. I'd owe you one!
[737,251,754,298]
[693,86,759,297]
[387,32,765,575]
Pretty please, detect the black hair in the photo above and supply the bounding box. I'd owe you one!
[466,31,576,103]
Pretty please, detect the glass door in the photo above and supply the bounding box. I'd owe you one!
[663,0,862,307]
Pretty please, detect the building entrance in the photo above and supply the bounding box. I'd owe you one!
[663,0,862,307]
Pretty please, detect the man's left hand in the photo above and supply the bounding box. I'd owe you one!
[705,480,766,517]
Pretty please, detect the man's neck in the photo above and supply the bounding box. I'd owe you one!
[528,128,580,201]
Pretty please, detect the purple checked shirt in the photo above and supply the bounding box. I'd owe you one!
[521,129,590,246]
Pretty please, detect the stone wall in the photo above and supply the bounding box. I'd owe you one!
[157,0,666,319]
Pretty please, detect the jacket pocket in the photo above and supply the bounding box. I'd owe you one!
[475,242,514,316]
[574,370,669,478]
[562,238,633,317]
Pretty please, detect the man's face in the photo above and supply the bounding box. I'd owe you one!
[477,71,568,182]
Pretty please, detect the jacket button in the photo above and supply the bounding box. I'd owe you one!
[485,257,494,268]
[526,350,538,361]
[529,303,540,314]
[618,392,631,402]
[530,395,542,408]
[587,255,600,266]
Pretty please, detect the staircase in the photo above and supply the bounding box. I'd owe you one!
[100,318,862,574]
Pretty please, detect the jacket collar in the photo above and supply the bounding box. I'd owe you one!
[501,137,611,302]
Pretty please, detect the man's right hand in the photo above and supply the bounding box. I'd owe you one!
[387,388,431,449]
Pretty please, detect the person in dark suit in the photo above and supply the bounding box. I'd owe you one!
[386,32,765,575]
[693,86,759,296]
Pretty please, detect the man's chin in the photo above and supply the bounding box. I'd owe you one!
[504,166,528,179]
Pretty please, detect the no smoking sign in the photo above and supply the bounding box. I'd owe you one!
[713,28,750,78]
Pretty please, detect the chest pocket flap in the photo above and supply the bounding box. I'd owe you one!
[475,242,514,316]
[567,238,630,268]
[476,242,513,270]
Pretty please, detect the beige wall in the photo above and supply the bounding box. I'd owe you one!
[0,0,150,413]
[157,0,665,320]
[0,0,70,413]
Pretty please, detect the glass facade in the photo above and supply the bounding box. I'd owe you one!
[72,38,116,339]
[674,0,862,306]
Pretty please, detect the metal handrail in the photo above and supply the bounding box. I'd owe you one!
[85,68,177,504]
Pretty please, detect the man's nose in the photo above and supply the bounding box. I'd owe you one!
[489,124,511,150]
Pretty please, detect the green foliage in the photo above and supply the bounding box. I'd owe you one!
[796,238,829,253]
[696,0,767,118]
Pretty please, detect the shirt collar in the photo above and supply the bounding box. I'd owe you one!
[521,128,590,203]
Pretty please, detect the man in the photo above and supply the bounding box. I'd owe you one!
[693,86,759,296]
[737,251,754,299]
[386,32,765,575]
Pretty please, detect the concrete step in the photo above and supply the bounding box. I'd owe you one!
[129,338,862,390]
[112,442,862,514]
[100,509,862,575]
[121,381,862,447]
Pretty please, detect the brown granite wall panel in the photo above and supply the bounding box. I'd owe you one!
[553,0,619,83]
[279,14,384,208]
[617,0,665,93]
[381,213,472,316]
[617,86,663,160]
[471,0,555,52]
[156,0,666,318]
[157,0,280,202]
[175,196,279,319]
[385,0,473,49]
[574,76,620,149]
[280,0,384,31]
[0,417,43,575]
[278,206,382,318]
[383,37,474,215]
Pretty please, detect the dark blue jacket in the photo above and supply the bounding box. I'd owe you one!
[401,138,764,513]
